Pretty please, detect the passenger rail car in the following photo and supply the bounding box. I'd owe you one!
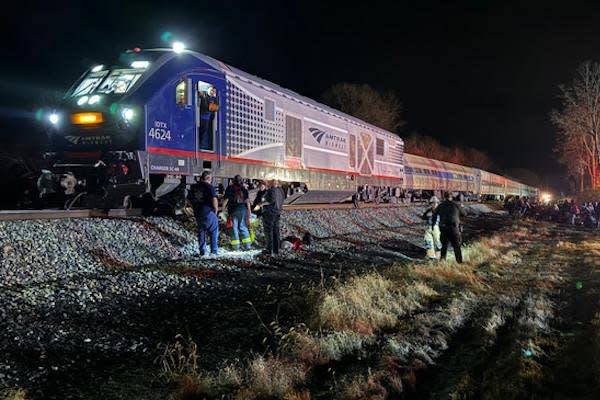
[403,154,478,194]
[44,48,404,207]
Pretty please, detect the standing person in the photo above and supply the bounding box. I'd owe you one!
[222,175,252,251]
[422,196,442,259]
[251,181,268,217]
[432,191,467,263]
[187,171,219,256]
[262,179,285,256]
[198,86,219,150]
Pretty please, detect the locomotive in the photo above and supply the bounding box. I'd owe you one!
[40,45,536,210]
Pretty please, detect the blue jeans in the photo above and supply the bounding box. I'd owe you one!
[230,206,251,250]
[197,211,219,255]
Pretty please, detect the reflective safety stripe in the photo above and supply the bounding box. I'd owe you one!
[230,239,240,245]
[241,237,252,244]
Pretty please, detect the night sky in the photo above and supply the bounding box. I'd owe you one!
[3,0,600,189]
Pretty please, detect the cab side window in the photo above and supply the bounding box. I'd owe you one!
[176,79,188,106]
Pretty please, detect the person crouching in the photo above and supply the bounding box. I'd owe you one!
[187,171,219,256]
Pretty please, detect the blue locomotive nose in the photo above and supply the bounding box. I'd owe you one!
[49,96,140,152]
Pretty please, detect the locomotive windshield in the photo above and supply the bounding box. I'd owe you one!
[96,69,143,94]
[71,68,145,97]
[71,70,109,96]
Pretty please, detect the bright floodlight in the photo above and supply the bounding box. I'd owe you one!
[77,96,89,106]
[121,107,134,121]
[541,192,552,204]
[48,113,60,125]
[172,41,185,53]
[131,60,150,69]
[89,95,101,105]
[91,65,104,72]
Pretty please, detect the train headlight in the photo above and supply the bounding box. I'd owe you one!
[48,113,60,126]
[91,64,104,72]
[77,96,89,106]
[172,41,185,54]
[88,95,101,105]
[121,108,135,121]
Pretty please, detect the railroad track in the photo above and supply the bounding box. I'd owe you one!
[0,209,142,221]
[0,201,495,221]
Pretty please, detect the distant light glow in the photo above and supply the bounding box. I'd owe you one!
[131,60,150,69]
[541,192,552,204]
[172,41,185,54]
[88,95,101,105]
[77,96,89,106]
[48,113,60,125]
[91,65,104,72]
[121,108,134,121]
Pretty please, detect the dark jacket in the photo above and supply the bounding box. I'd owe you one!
[432,200,466,229]
[263,187,285,216]
[422,206,439,226]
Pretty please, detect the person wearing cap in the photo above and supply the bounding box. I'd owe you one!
[187,171,219,256]
[422,195,442,259]
[432,191,467,263]
[222,175,252,251]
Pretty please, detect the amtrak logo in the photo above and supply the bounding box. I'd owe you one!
[309,127,327,143]
[64,135,111,145]
[308,126,347,151]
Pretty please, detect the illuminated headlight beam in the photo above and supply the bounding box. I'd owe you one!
[48,113,60,125]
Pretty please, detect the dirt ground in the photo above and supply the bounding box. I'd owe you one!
[3,211,600,399]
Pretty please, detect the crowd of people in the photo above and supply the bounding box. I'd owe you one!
[187,173,287,257]
[504,195,600,227]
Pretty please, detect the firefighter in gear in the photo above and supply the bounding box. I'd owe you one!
[221,175,252,251]
[432,192,466,263]
[422,196,442,259]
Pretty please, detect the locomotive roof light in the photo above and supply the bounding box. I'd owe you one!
[88,95,101,105]
[172,41,186,54]
[91,65,104,72]
[77,96,89,106]
[131,60,150,69]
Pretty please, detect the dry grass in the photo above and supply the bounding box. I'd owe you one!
[287,329,373,365]
[316,274,437,334]
[409,263,484,291]
[156,335,199,382]
[0,388,27,400]
[337,370,388,400]
[234,355,307,400]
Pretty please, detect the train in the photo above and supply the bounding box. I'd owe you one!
[40,45,536,210]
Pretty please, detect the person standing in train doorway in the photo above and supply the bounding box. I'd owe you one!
[222,175,252,251]
[432,191,466,263]
[261,179,285,256]
[198,85,219,150]
[187,171,219,256]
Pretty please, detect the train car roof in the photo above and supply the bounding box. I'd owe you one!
[143,48,402,142]
[404,153,474,172]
